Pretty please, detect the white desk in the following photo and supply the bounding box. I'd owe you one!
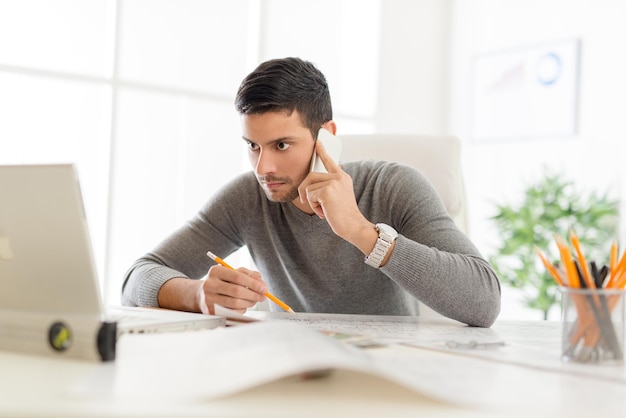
[1,313,625,418]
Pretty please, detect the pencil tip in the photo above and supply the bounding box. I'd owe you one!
[206,251,216,259]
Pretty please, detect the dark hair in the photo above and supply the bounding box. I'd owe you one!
[235,57,333,138]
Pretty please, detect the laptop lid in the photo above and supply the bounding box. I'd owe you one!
[0,164,103,314]
[0,164,224,339]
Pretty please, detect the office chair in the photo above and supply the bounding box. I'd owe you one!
[340,134,469,318]
[340,134,468,233]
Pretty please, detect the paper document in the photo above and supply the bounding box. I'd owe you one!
[215,304,260,325]
[72,319,626,415]
[113,321,369,400]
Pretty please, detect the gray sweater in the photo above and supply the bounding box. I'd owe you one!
[122,160,501,327]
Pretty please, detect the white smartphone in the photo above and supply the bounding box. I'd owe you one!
[310,128,342,173]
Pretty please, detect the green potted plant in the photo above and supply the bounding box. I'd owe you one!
[488,169,620,320]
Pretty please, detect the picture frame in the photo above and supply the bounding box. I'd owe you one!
[471,39,580,142]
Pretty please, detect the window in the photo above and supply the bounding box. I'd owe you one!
[0,0,380,305]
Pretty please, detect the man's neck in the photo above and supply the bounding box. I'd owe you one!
[290,197,315,215]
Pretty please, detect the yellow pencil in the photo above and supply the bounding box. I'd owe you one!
[206,251,296,314]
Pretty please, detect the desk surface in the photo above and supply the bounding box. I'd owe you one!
[1,313,625,418]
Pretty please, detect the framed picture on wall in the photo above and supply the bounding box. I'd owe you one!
[471,39,580,142]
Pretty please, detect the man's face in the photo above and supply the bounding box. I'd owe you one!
[242,110,315,204]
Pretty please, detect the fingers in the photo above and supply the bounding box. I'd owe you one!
[314,140,340,173]
[300,182,327,219]
[201,266,268,313]
[298,141,343,208]
[237,267,264,283]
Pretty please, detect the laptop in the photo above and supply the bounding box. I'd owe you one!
[0,164,225,362]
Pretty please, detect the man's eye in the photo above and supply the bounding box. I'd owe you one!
[277,142,290,150]
[247,142,259,151]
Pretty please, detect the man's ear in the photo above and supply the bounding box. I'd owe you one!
[321,120,337,136]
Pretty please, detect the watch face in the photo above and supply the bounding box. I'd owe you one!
[377,223,397,237]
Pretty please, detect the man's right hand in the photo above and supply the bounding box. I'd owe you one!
[197,265,268,315]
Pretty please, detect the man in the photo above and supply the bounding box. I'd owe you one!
[122,57,501,327]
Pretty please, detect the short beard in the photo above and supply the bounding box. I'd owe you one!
[258,164,310,203]
[270,187,299,203]
[258,175,299,203]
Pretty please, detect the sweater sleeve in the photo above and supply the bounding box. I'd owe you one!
[121,173,255,307]
[359,162,501,327]
[382,237,501,327]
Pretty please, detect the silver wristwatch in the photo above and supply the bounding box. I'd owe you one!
[364,223,398,268]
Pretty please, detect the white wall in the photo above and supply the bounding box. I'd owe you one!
[448,0,626,319]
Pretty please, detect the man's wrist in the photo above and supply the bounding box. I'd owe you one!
[158,277,202,313]
[343,220,378,255]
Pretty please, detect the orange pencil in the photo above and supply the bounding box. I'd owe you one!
[554,235,596,348]
[610,240,618,275]
[569,230,595,289]
[611,274,626,289]
[555,234,580,288]
[534,247,565,286]
[607,249,626,288]
[206,251,296,314]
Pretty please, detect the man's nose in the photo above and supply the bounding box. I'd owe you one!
[255,149,277,175]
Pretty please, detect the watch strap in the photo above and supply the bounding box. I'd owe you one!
[364,224,397,268]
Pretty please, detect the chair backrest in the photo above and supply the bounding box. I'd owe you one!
[339,134,469,234]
